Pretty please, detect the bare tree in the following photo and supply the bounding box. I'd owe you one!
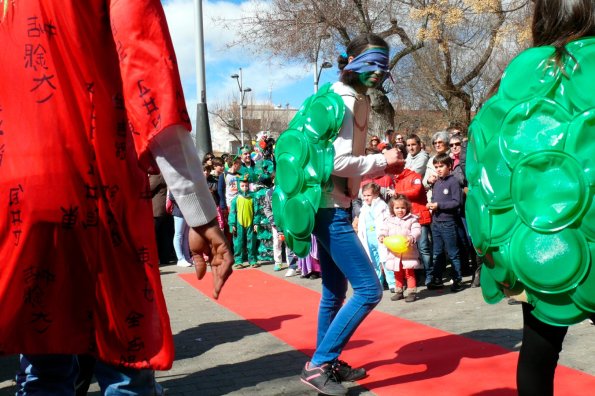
[220,0,531,127]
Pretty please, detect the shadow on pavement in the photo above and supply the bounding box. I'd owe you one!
[173,315,300,360]
[461,328,522,351]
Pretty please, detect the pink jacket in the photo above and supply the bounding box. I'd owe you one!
[378,213,422,271]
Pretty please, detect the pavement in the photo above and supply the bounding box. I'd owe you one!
[1,263,594,395]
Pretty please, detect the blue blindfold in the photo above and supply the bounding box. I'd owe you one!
[343,48,389,74]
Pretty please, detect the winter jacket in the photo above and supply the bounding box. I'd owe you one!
[378,213,422,271]
[394,168,432,225]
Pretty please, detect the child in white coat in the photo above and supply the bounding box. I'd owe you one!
[379,195,422,302]
[356,182,395,291]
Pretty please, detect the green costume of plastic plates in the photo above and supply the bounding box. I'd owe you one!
[272,83,345,257]
[466,38,595,326]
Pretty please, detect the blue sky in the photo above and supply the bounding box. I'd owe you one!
[162,0,336,128]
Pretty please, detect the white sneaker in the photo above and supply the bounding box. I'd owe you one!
[176,259,192,267]
[285,268,297,277]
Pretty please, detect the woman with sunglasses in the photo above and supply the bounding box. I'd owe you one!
[422,130,450,191]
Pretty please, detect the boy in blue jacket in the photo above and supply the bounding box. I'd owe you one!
[426,153,464,292]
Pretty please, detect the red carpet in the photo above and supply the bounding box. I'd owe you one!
[179,270,595,395]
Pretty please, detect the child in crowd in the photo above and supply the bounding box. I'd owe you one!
[393,166,433,287]
[379,195,422,302]
[220,156,243,210]
[298,235,321,279]
[253,173,274,263]
[426,153,464,292]
[262,176,298,273]
[356,182,393,291]
[228,176,258,268]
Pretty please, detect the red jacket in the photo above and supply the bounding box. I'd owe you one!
[394,169,432,225]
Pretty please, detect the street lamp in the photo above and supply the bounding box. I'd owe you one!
[230,68,251,147]
[313,33,331,93]
[315,61,333,93]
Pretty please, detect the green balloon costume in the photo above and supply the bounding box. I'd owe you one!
[466,38,595,326]
[272,83,345,257]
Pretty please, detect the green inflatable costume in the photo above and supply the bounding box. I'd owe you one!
[466,38,595,326]
[272,83,345,257]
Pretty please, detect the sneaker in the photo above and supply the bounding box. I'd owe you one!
[300,362,347,396]
[405,292,417,303]
[391,292,404,301]
[285,268,297,277]
[176,260,192,267]
[426,279,444,290]
[451,280,464,293]
[389,288,396,293]
[332,360,367,382]
[273,263,285,271]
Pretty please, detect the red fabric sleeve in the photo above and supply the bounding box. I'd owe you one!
[109,0,192,171]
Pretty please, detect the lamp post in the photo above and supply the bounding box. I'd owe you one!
[313,34,331,93]
[230,68,251,147]
[315,61,333,93]
[193,0,212,158]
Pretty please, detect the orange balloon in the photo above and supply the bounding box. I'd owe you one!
[383,235,409,254]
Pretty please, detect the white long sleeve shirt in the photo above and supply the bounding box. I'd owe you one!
[149,125,217,227]
[321,81,388,209]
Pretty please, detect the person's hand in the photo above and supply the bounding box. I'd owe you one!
[189,218,233,299]
[383,148,405,175]
[406,236,414,246]
[427,174,437,185]
[378,235,385,243]
[232,226,237,235]
[254,225,258,233]
[427,202,438,210]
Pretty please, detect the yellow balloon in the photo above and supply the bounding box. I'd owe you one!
[383,235,409,254]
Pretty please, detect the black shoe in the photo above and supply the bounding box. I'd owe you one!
[451,280,464,293]
[426,279,443,290]
[300,362,347,395]
[309,271,321,280]
[332,359,367,382]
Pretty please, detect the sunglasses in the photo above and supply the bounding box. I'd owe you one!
[449,142,461,147]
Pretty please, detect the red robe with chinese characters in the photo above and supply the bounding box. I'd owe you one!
[0,0,190,369]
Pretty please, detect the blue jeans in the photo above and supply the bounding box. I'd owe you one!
[311,208,383,366]
[418,224,433,285]
[17,354,163,395]
[173,215,190,262]
[430,220,462,282]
